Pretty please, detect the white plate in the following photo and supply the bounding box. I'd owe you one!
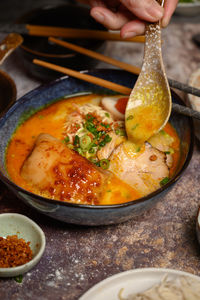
[79,268,200,300]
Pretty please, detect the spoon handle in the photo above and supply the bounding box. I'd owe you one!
[156,0,164,6]
[172,103,200,120]
[143,0,164,70]
[143,23,161,71]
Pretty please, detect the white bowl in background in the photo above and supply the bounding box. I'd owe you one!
[175,1,200,16]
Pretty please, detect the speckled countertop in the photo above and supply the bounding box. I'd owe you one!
[0,5,200,300]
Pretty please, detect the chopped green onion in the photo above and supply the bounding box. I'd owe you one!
[105,112,110,118]
[76,148,84,155]
[160,130,165,135]
[80,135,92,150]
[104,134,112,143]
[38,115,44,119]
[100,159,110,170]
[115,128,126,136]
[90,142,98,148]
[99,142,105,148]
[64,136,70,143]
[89,148,95,154]
[160,177,169,186]
[160,130,170,138]
[99,135,112,148]
[67,144,74,149]
[74,135,80,146]
[131,124,139,131]
[164,148,174,155]
[85,122,98,136]
[89,157,98,163]
[86,114,94,121]
[100,123,110,128]
[14,275,23,283]
[136,146,141,152]
[95,161,101,167]
[97,131,105,140]
[126,115,134,121]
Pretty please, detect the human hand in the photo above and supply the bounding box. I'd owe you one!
[89,0,178,38]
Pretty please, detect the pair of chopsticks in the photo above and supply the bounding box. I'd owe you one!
[33,38,200,120]
[0,23,145,43]
[44,37,200,98]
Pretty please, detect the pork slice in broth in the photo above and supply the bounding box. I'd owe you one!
[148,130,174,168]
[109,142,169,196]
[97,131,125,160]
[21,133,111,204]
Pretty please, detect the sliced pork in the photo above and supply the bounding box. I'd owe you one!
[109,142,169,196]
[21,133,110,204]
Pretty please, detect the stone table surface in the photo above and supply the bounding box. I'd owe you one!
[0,6,200,300]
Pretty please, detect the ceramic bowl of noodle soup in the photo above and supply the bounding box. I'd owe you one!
[0,70,194,225]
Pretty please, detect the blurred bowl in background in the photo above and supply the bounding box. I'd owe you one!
[175,1,200,16]
[17,4,107,82]
[0,70,16,117]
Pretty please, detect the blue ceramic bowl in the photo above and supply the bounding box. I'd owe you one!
[0,69,194,226]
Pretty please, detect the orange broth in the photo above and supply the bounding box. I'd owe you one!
[6,94,180,205]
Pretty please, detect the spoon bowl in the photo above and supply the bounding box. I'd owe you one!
[125,0,171,146]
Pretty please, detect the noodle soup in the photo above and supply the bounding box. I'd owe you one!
[6,94,180,205]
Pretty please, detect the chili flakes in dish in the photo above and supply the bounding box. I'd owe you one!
[0,235,33,268]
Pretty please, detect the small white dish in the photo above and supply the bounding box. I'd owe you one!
[80,268,200,300]
[0,213,46,277]
[175,1,200,16]
[188,68,200,141]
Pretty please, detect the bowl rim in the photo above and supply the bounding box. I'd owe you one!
[0,213,46,275]
[0,69,195,210]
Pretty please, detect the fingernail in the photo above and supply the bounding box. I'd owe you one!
[90,11,105,22]
[122,31,137,39]
[162,17,169,28]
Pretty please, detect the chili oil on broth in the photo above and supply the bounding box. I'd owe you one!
[6,94,140,205]
[6,94,180,205]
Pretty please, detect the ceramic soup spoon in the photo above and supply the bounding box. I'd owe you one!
[125,0,171,147]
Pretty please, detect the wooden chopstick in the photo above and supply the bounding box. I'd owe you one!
[33,59,131,95]
[33,58,200,120]
[26,25,145,43]
[49,37,200,98]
